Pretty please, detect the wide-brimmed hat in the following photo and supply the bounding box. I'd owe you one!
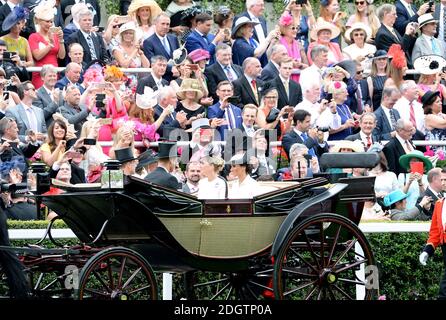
[383,189,409,207]
[188,48,210,63]
[399,150,433,173]
[117,21,143,43]
[229,152,249,165]
[421,90,441,106]
[413,55,446,75]
[115,147,137,164]
[310,21,340,41]
[232,16,259,38]
[418,13,438,29]
[344,22,372,43]
[136,86,158,109]
[157,142,177,159]
[33,0,56,21]
[127,0,162,21]
[333,60,357,78]
[331,140,365,153]
[177,78,204,100]
[2,6,28,32]
[136,149,157,171]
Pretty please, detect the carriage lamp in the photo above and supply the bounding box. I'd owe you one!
[101,160,124,189]
[28,162,50,194]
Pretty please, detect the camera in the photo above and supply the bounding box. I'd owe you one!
[317,126,330,132]
[2,51,13,61]
[95,93,106,109]
[303,154,312,160]
[3,91,9,100]
[226,96,240,105]
[295,0,307,4]
[427,0,434,12]
[83,138,97,145]
[326,93,333,101]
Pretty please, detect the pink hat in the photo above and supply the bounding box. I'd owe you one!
[188,49,210,63]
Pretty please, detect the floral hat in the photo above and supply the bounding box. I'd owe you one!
[279,12,293,27]
[387,44,407,69]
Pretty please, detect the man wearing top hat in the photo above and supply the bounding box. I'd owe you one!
[412,13,446,61]
[134,149,158,179]
[115,147,138,176]
[145,142,180,190]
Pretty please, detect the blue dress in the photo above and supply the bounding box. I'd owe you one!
[232,38,267,67]
[296,15,310,52]
[329,104,354,141]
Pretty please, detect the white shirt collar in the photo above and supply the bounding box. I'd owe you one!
[6,1,16,10]
[396,133,408,146]
[81,29,92,39]
[247,11,258,21]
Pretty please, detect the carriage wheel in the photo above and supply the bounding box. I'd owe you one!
[274,213,376,300]
[78,247,158,300]
[184,259,275,300]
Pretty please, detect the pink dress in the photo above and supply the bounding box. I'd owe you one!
[132,118,159,152]
[279,36,302,83]
[29,32,60,89]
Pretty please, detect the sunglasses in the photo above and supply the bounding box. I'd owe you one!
[353,33,365,37]
[356,70,363,74]
[264,96,278,99]
[355,1,365,5]
[290,26,299,31]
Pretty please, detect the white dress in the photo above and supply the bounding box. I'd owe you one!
[228,175,259,199]
[197,177,227,199]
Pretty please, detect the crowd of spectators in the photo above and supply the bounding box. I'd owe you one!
[0,0,445,222]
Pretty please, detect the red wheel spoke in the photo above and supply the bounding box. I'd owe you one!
[304,284,319,300]
[337,278,366,286]
[127,285,152,296]
[303,231,321,269]
[193,277,230,288]
[84,287,110,298]
[332,284,354,300]
[282,267,317,278]
[331,239,358,269]
[320,222,325,267]
[92,271,112,293]
[210,281,231,300]
[121,267,142,290]
[334,259,368,274]
[106,258,115,290]
[327,224,342,264]
[118,257,127,288]
[283,279,317,297]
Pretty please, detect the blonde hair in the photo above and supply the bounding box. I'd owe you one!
[353,5,380,37]
[202,156,225,172]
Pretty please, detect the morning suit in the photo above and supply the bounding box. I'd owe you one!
[207,102,243,140]
[153,104,182,136]
[232,75,264,107]
[34,86,64,127]
[375,25,416,67]
[66,30,110,63]
[5,104,47,141]
[57,102,90,134]
[145,166,179,190]
[382,136,414,176]
[282,129,328,160]
[411,35,446,62]
[136,73,169,95]
[185,30,216,64]
[373,106,401,141]
[417,187,443,218]
[204,62,243,102]
[268,76,303,110]
[260,61,279,82]
[143,33,180,81]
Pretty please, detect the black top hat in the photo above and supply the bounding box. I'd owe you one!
[421,90,441,106]
[115,147,137,164]
[136,149,158,171]
[157,142,178,159]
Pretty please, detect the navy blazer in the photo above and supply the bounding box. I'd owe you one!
[395,0,419,36]
[282,130,328,160]
[375,25,415,67]
[207,102,243,140]
[382,136,414,176]
[373,107,401,141]
[136,74,169,95]
[234,12,267,44]
[204,62,243,103]
[154,104,182,136]
[143,33,180,80]
[55,77,85,94]
[145,167,179,190]
[66,30,110,64]
[185,30,216,64]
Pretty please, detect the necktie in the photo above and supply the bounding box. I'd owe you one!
[226,106,236,129]
[389,109,397,130]
[405,140,413,152]
[251,79,259,102]
[443,7,446,43]
[431,38,440,55]
[202,34,208,44]
[161,37,170,55]
[224,66,234,82]
[301,132,316,157]
[409,102,417,128]
[86,34,97,60]
[366,136,372,150]
[406,4,415,17]
[356,86,363,114]
[283,81,289,100]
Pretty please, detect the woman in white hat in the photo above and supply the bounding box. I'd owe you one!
[415,55,446,101]
[112,21,150,69]
[345,0,380,40]
[342,23,376,72]
[28,1,65,89]
[307,21,343,65]
[127,0,162,40]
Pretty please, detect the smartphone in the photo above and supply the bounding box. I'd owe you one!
[296,0,307,5]
[226,96,239,104]
[3,91,9,100]
[96,26,105,33]
[95,93,106,109]
[326,93,333,101]
[428,0,434,12]
[8,142,17,149]
[83,138,97,145]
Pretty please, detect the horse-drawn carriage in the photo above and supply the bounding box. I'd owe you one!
[0,153,379,300]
